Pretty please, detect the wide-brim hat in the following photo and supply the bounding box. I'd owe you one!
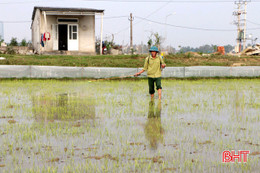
[149,46,159,52]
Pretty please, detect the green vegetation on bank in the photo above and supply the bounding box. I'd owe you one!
[0,54,259,67]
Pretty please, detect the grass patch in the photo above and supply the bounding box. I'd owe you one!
[0,54,259,67]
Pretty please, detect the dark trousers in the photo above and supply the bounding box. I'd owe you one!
[148,77,162,95]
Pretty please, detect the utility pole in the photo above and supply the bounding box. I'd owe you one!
[100,12,104,55]
[233,0,250,53]
[243,1,248,50]
[0,21,4,41]
[129,13,134,54]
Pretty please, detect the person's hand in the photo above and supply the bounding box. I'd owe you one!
[161,64,166,69]
[134,73,140,77]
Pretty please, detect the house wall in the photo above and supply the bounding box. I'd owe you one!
[39,15,56,52]
[31,9,41,53]
[34,13,96,54]
[78,15,95,53]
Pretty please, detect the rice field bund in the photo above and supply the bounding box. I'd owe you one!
[0,79,259,173]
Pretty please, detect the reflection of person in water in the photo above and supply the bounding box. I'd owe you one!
[144,100,164,150]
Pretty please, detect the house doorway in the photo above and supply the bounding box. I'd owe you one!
[58,24,68,50]
[68,24,78,51]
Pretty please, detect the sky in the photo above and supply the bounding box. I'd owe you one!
[0,0,260,48]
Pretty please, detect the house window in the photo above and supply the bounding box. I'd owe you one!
[69,25,77,40]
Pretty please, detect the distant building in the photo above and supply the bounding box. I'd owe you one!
[0,21,3,40]
[31,6,104,54]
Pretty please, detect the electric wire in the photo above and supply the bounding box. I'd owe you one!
[1,21,31,23]
[2,0,260,5]
[247,19,260,26]
[80,0,260,3]
[135,16,260,31]
[112,1,171,36]
[0,0,65,5]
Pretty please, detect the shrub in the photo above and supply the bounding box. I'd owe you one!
[0,36,4,45]
[20,39,28,47]
[6,46,16,54]
[9,37,18,46]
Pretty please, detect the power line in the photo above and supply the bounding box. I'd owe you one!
[1,16,127,24]
[247,19,260,26]
[2,16,260,31]
[135,16,260,31]
[0,0,63,4]
[2,0,260,4]
[96,16,128,19]
[107,0,259,36]
[1,21,31,23]
[112,1,171,36]
[81,0,260,2]
[0,0,38,4]
[135,1,171,24]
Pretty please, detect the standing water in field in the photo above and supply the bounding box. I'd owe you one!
[0,79,259,173]
[32,93,96,121]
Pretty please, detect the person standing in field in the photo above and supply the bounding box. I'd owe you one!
[134,46,166,100]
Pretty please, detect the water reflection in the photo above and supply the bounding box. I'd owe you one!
[32,93,96,121]
[235,90,245,120]
[144,100,164,150]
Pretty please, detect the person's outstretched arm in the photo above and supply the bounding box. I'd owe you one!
[134,57,148,77]
[134,69,145,77]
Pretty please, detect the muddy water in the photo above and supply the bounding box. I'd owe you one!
[0,79,259,172]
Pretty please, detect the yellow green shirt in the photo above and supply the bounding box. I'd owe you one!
[143,55,166,78]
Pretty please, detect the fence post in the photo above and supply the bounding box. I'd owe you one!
[30,65,32,78]
[81,67,84,78]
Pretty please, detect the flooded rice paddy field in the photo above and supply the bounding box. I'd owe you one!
[0,79,259,173]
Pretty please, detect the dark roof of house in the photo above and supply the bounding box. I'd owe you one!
[32,6,104,20]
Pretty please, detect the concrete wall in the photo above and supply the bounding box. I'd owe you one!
[0,66,260,79]
[0,46,33,55]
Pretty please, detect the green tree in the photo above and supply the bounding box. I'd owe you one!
[147,32,163,50]
[0,36,4,45]
[20,38,28,46]
[213,45,218,52]
[153,32,162,49]
[224,44,234,53]
[9,37,18,46]
[147,38,152,49]
[147,33,153,49]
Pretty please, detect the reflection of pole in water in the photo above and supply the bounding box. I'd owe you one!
[58,93,68,107]
[145,100,164,150]
[235,90,245,120]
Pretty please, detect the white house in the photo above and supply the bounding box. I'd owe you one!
[31,6,104,54]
